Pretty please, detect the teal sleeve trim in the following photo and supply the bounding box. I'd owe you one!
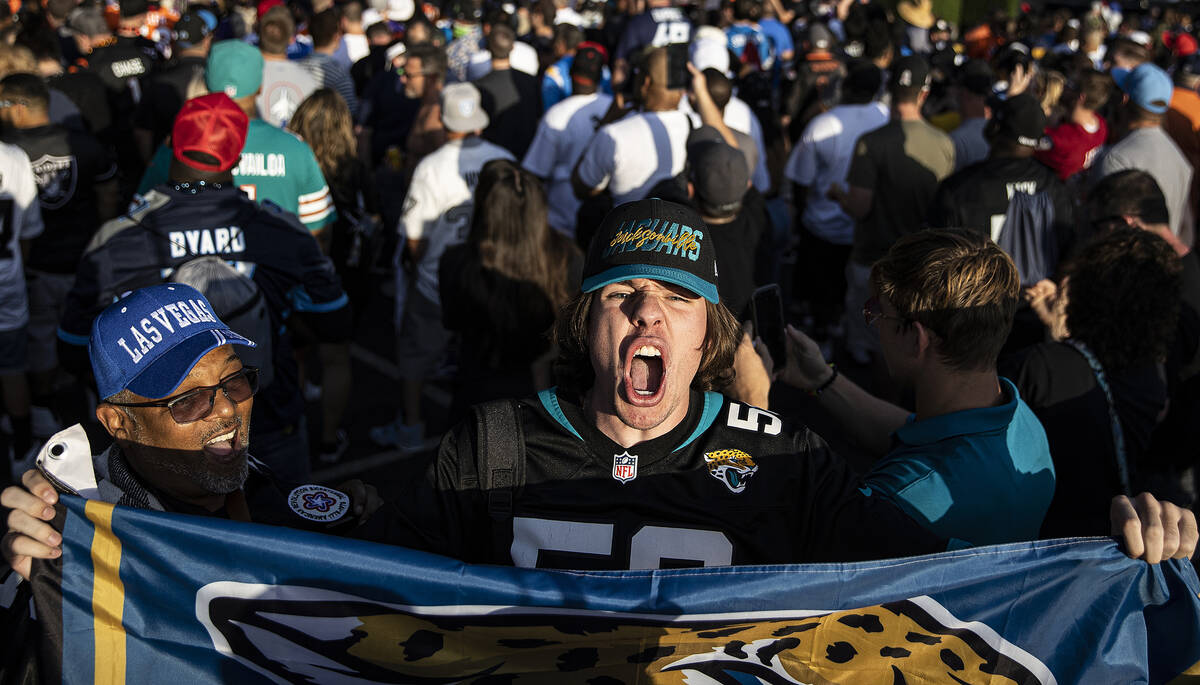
[538,387,583,441]
[57,328,90,346]
[290,288,349,313]
[674,391,724,452]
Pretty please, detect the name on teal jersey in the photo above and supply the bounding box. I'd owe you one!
[233,152,287,178]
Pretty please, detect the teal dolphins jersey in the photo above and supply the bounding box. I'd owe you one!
[138,119,335,233]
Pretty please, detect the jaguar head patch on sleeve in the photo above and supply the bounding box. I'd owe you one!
[705,449,759,494]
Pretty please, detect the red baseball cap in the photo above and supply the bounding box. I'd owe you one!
[257,0,284,20]
[172,93,249,173]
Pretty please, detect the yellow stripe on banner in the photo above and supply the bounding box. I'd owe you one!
[85,501,126,685]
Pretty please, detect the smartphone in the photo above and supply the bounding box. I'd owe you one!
[665,42,689,91]
[751,284,788,366]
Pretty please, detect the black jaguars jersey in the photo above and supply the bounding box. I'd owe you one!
[358,389,943,569]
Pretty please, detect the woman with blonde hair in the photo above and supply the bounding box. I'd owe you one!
[288,87,379,306]
[287,88,377,463]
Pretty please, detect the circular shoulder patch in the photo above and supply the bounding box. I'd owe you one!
[287,485,351,523]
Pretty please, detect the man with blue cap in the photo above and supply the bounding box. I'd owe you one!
[2,284,376,580]
[1092,62,1195,247]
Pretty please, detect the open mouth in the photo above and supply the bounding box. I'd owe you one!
[203,427,241,462]
[624,341,667,405]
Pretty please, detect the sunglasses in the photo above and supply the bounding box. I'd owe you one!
[108,367,259,424]
[863,295,907,328]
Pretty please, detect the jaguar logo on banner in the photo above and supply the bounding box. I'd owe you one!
[195,582,1056,684]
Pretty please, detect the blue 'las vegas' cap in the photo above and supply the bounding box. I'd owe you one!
[581,198,720,303]
[90,284,256,400]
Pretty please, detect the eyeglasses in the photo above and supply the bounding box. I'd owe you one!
[107,367,259,424]
[0,98,29,108]
[863,295,908,328]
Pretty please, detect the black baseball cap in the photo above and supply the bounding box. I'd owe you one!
[688,140,748,210]
[888,55,931,91]
[582,199,719,303]
[959,58,993,96]
[571,43,606,87]
[987,93,1046,148]
[174,9,216,47]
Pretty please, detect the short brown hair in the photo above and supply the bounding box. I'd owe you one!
[406,43,447,80]
[486,23,515,60]
[1078,69,1111,110]
[553,291,742,396]
[870,229,1020,372]
[258,6,295,56]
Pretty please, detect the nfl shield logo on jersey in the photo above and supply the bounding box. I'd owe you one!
[612,451,638,484]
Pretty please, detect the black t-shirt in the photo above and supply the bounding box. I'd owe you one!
[1000,342,1167,538]
[356,389,943,568]
[133,55,207,149]
[709,190,769,321]
[475,67,542,160]
[47,70,113,138]
[2,124,116,272]
[83,35,156,94]
[438,242,582,419]
[359,70,419,165]
[929,155,1076,259]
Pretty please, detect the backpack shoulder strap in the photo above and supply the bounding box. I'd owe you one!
[469,399,527,521]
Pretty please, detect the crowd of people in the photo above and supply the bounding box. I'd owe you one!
[0,0,1198,647]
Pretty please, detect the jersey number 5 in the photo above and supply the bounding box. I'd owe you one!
[511,517,733,569]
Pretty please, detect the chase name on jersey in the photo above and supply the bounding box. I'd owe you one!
[233,153,287,178]
[117,298,219,364]
[169,226,246,258]
[603,218,703,261]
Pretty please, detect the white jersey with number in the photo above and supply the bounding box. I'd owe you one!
[399,137,514,306]
[522,92,614,238]
[0,143,44,331]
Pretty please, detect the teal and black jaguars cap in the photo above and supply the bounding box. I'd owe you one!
[581,198,719,303]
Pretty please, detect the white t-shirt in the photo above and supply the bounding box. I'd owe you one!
[465,40,540,81]
[0,143,44,331]
[333,33,370,68]
[522,92,614,237]
[576,109,692,207]
[258,59,319,128]
[784,102,889,245]
[399,137,514,305]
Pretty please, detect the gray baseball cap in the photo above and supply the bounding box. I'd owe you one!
[440,83,489,133]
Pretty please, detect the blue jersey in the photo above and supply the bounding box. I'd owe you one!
[727,23,775,71]
[615,7,692,62]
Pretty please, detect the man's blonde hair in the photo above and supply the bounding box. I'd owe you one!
[870,229,1019,371]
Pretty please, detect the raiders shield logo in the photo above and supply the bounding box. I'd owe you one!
[30,154,77,210]
[612,451,638,484]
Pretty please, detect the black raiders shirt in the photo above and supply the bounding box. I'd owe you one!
[358,389,943,569]
[2,124,116,272]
